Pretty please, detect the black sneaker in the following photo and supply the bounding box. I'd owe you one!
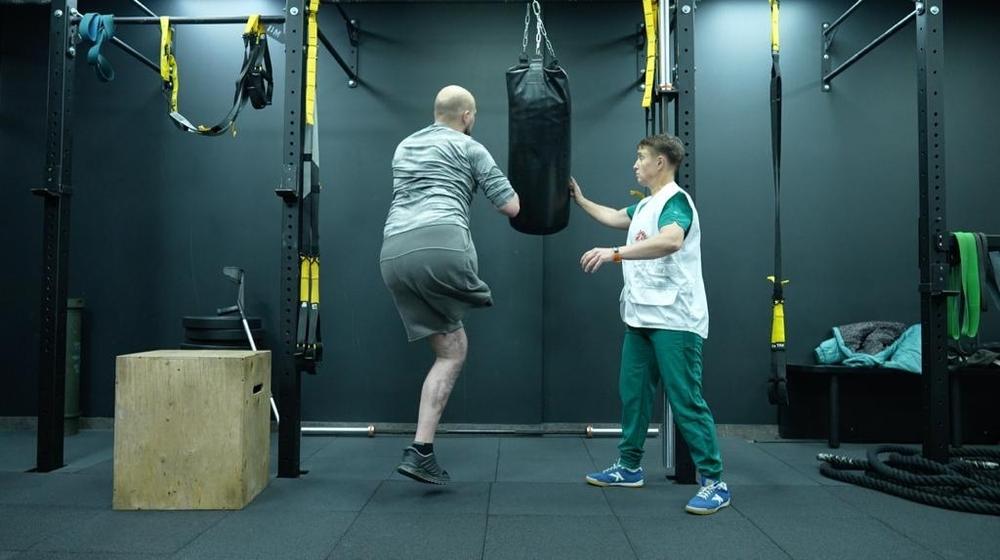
[396,446,450,485]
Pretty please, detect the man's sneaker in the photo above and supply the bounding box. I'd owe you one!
[585,461,645,488]
[685,478,731,514]
[397,446,450,485]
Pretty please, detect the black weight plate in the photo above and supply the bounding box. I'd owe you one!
[184,328,264,342]
[180,342,260,350]
[183,316,262,329]
[182,337,253,347]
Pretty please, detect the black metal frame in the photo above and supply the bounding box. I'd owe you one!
[32,1,317,476]
[819,2,969,462]
[31,0,78,473]
[915,1,949,462]
[637,1,698,485]
[275,0,308,479]
[669,1,697,485]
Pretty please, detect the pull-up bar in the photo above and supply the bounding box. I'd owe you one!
[70,15,287,26]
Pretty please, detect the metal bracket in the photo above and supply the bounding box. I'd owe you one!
[318,24,360,88]
[821,22,832,92]
[329,2,360,87]
[31,187,73,199]
[821,5,918,92]
[636,23,646,93]
[275,167,300,201]
[345,19,360,88]
[919,263,955,295]
[935,233,948,252]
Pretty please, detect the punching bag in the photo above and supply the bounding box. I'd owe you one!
[506,3,571,235]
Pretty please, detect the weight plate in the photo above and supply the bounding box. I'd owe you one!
[182,316,262,329]
[180,342,262,350]
[184,328,264,342]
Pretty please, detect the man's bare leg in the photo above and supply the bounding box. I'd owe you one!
[397,328,467,485]
[415,328,468,443]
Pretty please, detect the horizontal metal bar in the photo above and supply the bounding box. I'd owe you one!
[324,0,635,3]
[823,8,917,85]
[70,15,286,25]
[823,0,866,36]
[299,424,660,438]
[302,426,375,436]
[109,36,159,74]
[317,27,359,83]
[588,427,660,437]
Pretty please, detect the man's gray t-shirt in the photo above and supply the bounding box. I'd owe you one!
[383,124,516,238]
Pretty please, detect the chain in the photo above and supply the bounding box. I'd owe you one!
[529,0,557,60]
[521,3,531,54]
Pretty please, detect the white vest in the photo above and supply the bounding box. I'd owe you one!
[620,182,709,338]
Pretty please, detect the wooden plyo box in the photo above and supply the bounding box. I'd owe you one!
[113,350,271,510]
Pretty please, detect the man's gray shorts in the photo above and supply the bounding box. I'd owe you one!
[380,225,493,341]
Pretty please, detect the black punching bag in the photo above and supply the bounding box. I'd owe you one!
[506,56,571,235]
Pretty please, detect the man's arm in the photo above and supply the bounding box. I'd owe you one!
[498,193,521,218]
[468,142,521,218]
[570,177,631,230]
[580,223,684,273]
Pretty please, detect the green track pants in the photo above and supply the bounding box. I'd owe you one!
[617,326,723,480]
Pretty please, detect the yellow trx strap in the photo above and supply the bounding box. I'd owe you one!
[309,259,320,306]
[159,17,179,113]
[641,0,658,108]
[306,0,320,125]
[770,0,780,54]
[297,256,310,351]
[299,257,311,307]
[159,14,272,136]
[244,14,264,38]
[767,276,789,346]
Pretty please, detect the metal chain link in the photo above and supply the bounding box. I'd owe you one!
[523,1,557,61]
[521,3,531,55]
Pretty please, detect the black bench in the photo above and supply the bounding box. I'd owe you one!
[780,364,1000,448]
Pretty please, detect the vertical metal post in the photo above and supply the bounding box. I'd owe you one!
[664,1,697,485]
[674,3,695,198]
[276,0,308,478]
[32,0,78,473]
[662,403,675,472]
[657,0,671,92]
[916,1,949,462]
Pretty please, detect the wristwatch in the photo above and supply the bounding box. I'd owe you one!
[612,246,623,263]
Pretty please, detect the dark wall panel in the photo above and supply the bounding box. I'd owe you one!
[2,1,997,426]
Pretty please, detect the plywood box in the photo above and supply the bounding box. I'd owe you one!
[113,350,271,510]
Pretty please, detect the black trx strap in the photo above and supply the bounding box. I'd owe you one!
[296,0,322,367]
[159,15,273,137]
[767,0,789,406]
[296,116,322,365]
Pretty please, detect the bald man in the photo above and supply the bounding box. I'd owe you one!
[381,85,521,484]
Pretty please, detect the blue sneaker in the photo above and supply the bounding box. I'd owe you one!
[685,478,731,515]
[585,461,645,488]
